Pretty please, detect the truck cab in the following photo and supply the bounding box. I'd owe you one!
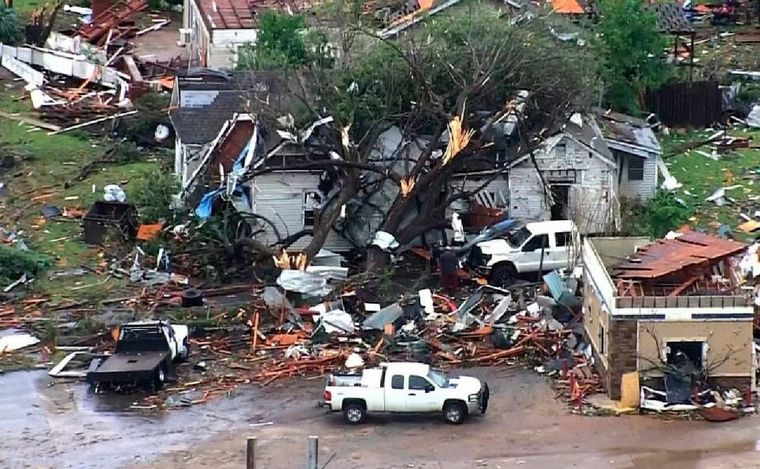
[467,220,580,286]
[322,362,489,425]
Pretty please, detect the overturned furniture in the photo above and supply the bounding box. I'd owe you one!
[82,201,138,244]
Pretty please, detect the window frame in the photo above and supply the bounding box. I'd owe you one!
[555,231,571,247]
[303,192,319,228]
[628,157,645,181]
[390,375,405,390]
[408,375,432,391]
[521,234,549,252]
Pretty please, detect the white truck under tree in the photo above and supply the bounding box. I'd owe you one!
[321,362,489,424]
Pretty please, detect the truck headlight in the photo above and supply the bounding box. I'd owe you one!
[468,393,479,402]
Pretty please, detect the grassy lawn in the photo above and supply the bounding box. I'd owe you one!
[661,128,760,241]
[0,86,164,304]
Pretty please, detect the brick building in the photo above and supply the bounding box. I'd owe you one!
[582,232,755,400]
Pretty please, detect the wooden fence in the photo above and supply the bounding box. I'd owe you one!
[644,81,722,128]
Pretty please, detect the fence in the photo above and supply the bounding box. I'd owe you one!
[644,81,722,128]
[246,436,323,469]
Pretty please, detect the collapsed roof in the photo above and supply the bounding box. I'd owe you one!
[612,231,746,297]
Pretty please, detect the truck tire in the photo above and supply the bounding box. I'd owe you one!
[489,263,517,287]
[153,363,167,390]
[178,338,190,362]
[442,401,467,424]
[343,403,366,424]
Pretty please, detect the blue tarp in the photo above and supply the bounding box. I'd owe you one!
[195,189,222,219]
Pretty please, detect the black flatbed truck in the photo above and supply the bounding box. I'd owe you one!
[87,321,189,390]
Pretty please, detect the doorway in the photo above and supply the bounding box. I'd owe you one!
[550,185,570,220]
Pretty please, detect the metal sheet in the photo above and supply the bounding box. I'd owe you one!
[614,232,746,279]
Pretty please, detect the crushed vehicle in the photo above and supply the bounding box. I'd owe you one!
[466,220,580,286]
[320,362,489,424]
[87,320,189,390]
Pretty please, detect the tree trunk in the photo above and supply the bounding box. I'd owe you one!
[37,1,63,47]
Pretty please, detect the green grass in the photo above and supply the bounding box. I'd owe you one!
[661,128,760,241]
[0,87,162,305]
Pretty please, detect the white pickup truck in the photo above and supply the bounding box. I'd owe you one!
[321,362,489,424]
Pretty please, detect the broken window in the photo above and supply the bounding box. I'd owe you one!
[666,341,704,370]
[391,375,404,389]
[628,157,645,181]
[303,192,320,228]
[598,325,605,355]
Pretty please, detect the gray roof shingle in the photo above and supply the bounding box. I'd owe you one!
[170,69,288,145]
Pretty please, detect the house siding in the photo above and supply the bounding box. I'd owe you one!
[186,0,210,67]
[251,172,355,252]
[448,175,509,215]
[615,151,658,202]
[178,143,212,190]
[508,136,618,233]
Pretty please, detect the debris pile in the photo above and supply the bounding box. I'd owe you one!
[120,269,598,409]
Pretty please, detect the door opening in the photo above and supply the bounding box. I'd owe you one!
[550,185,570,220]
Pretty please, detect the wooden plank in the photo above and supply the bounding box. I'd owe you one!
[0,110,61,131]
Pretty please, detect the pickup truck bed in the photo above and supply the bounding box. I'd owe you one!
[87,351,168,384]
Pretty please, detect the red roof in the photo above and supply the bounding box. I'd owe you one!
[197,0,305,30]
[613,232,746,280]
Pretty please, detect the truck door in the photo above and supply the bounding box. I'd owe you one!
[517,234,549,272]
[544,232,566,270]
[385,374,408,412]
[406,375,439,412]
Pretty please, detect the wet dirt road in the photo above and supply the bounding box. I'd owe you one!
[3,367,760,469]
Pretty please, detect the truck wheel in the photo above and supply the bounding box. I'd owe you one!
[153,364,166,390]
[479,383,490,414]
[489,263,517,287]
[179,338,190,362]
[343,403,366,424]
[443,402,467,424]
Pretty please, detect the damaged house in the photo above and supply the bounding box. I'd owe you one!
[595,109,662,202]
[507,114,620,234]
[582,232,754,401]
[169,69,286,191]
[182,0,307,69]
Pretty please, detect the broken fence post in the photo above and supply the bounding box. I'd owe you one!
[307,435,319,469]
[246,437,257,469]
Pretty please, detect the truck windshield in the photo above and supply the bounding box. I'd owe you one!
[507,226,531,248]
[427,370,449,388]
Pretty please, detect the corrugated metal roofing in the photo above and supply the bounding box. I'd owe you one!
[613,231,746,280]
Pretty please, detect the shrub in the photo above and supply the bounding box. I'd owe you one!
[646,192,692,238]
[0,6,22,46]
[131,169,180,224]
[0,246,52,285]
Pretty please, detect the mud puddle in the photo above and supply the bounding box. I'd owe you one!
[0,370,263,469]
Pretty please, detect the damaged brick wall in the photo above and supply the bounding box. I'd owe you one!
[606,318,638,400]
